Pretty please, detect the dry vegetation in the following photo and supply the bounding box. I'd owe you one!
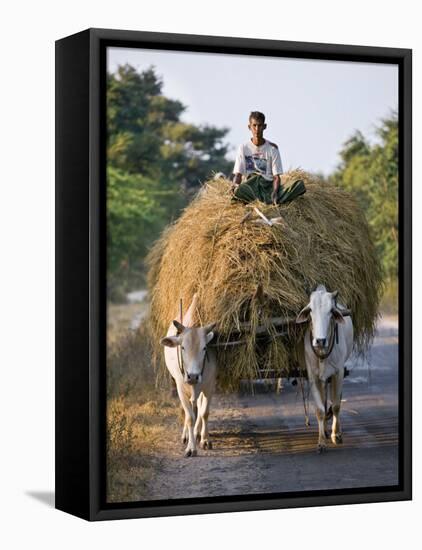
[147,171,383,390]
[107,301,147,345]
[106,323,179,502]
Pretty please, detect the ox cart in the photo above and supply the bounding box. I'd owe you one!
[175,295,352,388]
[167,290,355,453]
[153,174,380,454]
[208,305,352,381]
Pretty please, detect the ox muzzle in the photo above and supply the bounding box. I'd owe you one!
[184,372,202,385]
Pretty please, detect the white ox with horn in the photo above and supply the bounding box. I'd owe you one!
[160,294,217,457]
[296,285,354,453]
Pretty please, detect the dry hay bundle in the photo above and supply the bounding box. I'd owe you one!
[146,170,383,390]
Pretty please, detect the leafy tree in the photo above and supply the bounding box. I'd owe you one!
[107,64,233,299]
[107,167,164,297]
[107,64,232,187]
[330,112,398,281]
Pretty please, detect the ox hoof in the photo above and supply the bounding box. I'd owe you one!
[317,444,327,454]
[184,448,197,458]
[332,433,343,445]
[201,440,213,450]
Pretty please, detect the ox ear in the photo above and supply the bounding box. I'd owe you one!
[331,290,339,300]
[204,323,216,345]
[205,331,215,345]
[173,320,185,334]
[160,335,181,348]
[204,322,216,333]
[296,305,311,324]
[332,307,345,324]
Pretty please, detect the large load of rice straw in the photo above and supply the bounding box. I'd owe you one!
[146,170,383,390]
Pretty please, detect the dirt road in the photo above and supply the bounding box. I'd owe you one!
[143,317,399,501]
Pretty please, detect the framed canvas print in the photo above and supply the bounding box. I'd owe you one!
[55,28,412,521]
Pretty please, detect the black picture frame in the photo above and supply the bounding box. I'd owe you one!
[55,27,412,521]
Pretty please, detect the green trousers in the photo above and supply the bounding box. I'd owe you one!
[233,174,306,205]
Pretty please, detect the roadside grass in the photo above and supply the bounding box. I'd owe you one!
[107,299,148,345]
[107,321,180,503]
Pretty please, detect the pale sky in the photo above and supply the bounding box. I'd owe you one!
[108,47,398,176]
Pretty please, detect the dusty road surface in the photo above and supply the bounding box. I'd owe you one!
[143,317,399,500]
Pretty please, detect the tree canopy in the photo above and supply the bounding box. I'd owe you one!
[329,112,398,281]
[107,64,232,298]
[107,64,232,187]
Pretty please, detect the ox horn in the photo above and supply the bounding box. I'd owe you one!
[296,305,311,324]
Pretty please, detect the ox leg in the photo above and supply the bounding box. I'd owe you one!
[310,378,328,453]
[181,422,188,445]
[330,372,344,445]
[198,393,213,450]
[177,387,197,457]
[179,400,189,445]
[194,394,203,443]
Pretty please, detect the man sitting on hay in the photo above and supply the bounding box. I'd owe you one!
[232,111,306,205]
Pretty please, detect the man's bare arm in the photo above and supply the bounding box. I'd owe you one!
[271,174,281,204]
[232,173,242,186]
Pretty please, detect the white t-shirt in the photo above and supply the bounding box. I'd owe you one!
[233,139,283,181]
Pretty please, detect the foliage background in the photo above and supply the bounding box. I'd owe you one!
[107,65,232,299]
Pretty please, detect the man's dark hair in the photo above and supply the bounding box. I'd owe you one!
[249,111,266,123]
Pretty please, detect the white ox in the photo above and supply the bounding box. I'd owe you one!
[160,294,217,457]
[296,285,354,453]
